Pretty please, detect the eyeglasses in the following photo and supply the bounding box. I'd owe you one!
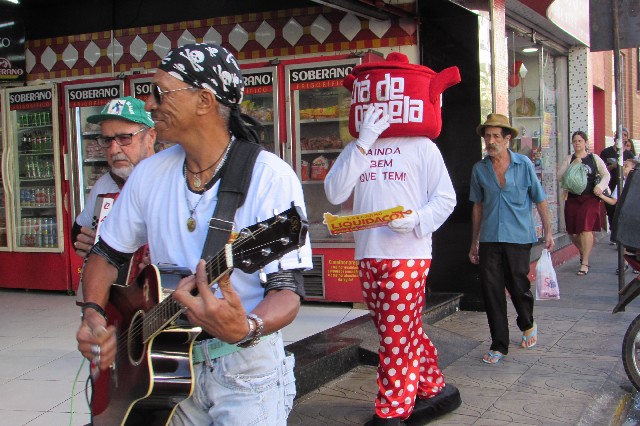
[96,127,147,148]
[152,83,197,104]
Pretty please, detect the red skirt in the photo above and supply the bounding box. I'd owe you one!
[564,194,603,234]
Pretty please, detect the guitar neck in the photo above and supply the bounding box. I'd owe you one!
[142,246,232,343]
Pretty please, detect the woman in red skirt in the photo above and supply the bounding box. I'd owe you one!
[559,131,610,275]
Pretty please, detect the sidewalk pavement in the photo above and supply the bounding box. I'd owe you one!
[290,238,640,425]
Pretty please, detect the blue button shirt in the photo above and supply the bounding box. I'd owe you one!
[469,150,546,244]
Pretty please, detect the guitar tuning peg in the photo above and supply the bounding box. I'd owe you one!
[259,268,267,284]
[278,257,283,271]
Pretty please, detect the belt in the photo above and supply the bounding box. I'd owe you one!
[192,338,243,364]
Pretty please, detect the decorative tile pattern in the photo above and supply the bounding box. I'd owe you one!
[229,24,249,51]
[282,17,304,46]
[256,21,276,49]
[177,30,197,49]
[84,41,100,67]
[568,46,591,144]
[203,27,222,46]
[311,15,333,44]
[339,14,361,41]
[24,6,417,81]
[153,33,172,60]
[129,36,147,62]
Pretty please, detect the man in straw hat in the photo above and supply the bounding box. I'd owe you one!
[76,43,312,425]
[469,113,554,364]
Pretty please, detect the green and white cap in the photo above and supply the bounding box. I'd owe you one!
[87,96,154,128]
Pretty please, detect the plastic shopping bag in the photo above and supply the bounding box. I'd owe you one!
[535,249,560,300]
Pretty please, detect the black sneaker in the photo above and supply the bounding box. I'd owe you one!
[364,415,406,426]
[406,384,462,425]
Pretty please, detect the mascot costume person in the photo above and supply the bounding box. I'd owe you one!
[324,52,462,425]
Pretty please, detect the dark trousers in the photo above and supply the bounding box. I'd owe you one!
[478,242,534,355]
[605,202,615,234]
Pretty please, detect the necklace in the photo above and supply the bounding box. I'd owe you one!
[185,143,228,189]
[183,139,234,232]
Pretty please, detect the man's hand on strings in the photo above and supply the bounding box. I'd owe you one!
[173,260,249,343]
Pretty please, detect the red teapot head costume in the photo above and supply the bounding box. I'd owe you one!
[343,52,461,139]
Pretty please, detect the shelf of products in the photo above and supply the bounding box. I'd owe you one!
[16,110,58,248]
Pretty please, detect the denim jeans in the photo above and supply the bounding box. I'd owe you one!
[170,331,296,426]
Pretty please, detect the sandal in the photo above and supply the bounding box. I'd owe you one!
[521,322,537,348]
[482,351,505,364]
[577,264,590,276]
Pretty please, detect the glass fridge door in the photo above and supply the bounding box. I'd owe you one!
[0,89,11,250]
[286,59,359,245]
[6,84,63,252]
[241,66,279,156]
[64,80,124,220]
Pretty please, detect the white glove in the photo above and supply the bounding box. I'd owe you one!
[356,105,390,151]
[388,212,419,234]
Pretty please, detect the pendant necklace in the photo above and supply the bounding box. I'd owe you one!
[185,147,227,190]
[183,139,234,232]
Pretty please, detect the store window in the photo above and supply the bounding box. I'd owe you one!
[506,30,562,236]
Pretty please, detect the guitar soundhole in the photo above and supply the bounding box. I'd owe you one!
[128,310,146,365]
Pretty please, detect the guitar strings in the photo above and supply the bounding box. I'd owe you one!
[114,216,293,351]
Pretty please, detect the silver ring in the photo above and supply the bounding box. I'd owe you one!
[90,344,100,357]
[94,354,101,367]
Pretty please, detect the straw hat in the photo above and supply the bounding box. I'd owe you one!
[476,113,518,138]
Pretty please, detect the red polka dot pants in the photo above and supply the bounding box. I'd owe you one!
[358,258,445,420]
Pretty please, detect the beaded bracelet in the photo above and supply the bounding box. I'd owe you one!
[81,302,107,321]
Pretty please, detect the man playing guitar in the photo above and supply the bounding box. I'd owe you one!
[76,44,312,425]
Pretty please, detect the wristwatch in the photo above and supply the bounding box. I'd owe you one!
[236,313,264,348]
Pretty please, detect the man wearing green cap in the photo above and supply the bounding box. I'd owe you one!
[71,96,156,258]
[469,113,554,365]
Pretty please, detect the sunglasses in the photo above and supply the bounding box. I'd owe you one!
[152,83,197,104]
[96,127,147,148]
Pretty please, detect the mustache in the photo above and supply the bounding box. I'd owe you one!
[110,154,131,162]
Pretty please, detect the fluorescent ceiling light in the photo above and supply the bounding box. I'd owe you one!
[522,46,539,53]
[0,21,15,29]
[2,0,20,4]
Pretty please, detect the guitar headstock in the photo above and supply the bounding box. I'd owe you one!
[232,205,308,274]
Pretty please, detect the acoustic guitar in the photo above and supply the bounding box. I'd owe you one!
[90,205,308,425]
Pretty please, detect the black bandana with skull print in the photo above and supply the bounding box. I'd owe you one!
[159,43,261,143]
[159,43,244,107]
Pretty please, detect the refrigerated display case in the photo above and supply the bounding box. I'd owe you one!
[0,83,72,291]
[62,79,125,221]
[0,88,10,250]
[240,65,280,156]
[285,57,367,302]
[61,78,125,290]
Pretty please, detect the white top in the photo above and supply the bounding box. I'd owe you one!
[99,143,313,312]
[324,137,456,260]
[75,172,120,227]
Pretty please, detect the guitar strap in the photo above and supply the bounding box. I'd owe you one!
[200,139,263,263]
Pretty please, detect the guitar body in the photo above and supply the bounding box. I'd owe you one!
[92,265,200,426]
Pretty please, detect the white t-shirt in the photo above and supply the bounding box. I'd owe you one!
[75,172,120,227]
[324,137,456,260]
[99,143,313,312]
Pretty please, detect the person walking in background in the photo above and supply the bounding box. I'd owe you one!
[76,43,312,425]
[71,96,156,258]
[596,158,638,274]
[624,137,636,160]
[469,113,554,365]
[600,127,633,235]
[559,131,610,276]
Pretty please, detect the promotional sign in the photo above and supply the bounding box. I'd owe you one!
[67,82,122,107]
[0,18,25,82]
